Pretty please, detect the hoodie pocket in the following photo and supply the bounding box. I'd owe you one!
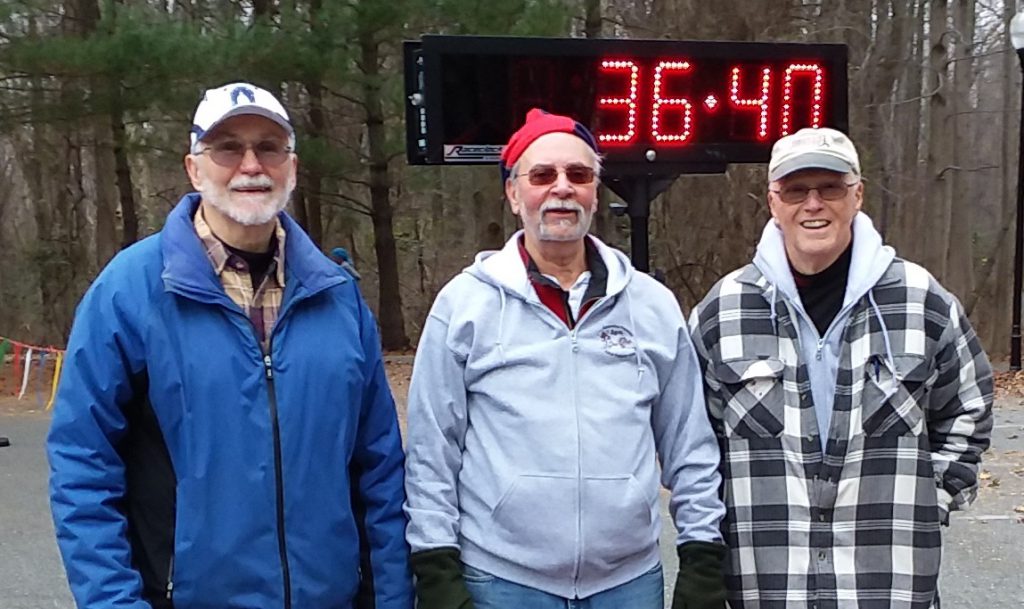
[861,354,930,437]
[581,475,656,569]
[714,358,786,439]
[489,474,577,572]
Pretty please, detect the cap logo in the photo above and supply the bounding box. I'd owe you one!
[230,86,257,106]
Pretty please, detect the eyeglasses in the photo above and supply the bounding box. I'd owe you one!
[196,139,293,168]
[514,164,596,186]
[769,180,860,204]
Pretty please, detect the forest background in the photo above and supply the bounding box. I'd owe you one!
[0,0,1018,357]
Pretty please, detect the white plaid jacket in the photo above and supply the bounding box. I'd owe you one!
[689,257,993,609]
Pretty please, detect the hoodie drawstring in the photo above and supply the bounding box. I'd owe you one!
[867,290,896,375]
[767,283,779,334]
[624,289,645,384]
[495,288,508,365]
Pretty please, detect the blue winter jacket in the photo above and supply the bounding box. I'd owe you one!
[47,194,412,609]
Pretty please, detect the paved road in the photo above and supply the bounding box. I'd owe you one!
[0,411,74,608]
[3,400,1022,608]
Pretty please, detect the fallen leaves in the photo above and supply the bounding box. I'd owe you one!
[980,470,1001,488]
[995,370,1024,398]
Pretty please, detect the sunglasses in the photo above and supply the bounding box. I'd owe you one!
[196,139,293,168]
[769,181,860,204]
[514,164,596,186]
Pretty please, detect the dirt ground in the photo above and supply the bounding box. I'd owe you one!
[2,357,1022,421]
[0,356,416,419]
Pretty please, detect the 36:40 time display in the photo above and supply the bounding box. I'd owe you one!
[595,59,826,145]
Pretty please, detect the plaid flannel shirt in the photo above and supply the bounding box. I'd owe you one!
[689,257,993,609]
[194,210,286,349]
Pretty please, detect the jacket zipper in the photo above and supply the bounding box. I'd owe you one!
[569,327,583,597]
[165,555,174,600]
[263,350,293,609]
[528,292,614,593]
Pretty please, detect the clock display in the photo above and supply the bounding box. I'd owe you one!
[405,35,848,172]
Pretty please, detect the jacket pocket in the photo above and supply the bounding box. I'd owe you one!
[489,474,577,573]
[581,476,656,569]
[461,563,495,584]
[861,354,931,437]
[714,358,786,439]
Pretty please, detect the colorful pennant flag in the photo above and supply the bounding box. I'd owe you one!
[0,335,66,404]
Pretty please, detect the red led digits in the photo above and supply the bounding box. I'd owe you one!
[590,57,830,148]
[652,61,693,142]
[729,66,771,140]
[597,60,640,143]
[781,63,825,136]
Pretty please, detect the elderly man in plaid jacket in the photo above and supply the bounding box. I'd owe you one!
[689,127,993,609]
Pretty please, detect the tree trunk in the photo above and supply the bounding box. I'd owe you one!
[868,0,906,238]
[359,22,410,350]
[75,0,117,267]
[111,92,139,248]
[584,0,602,36]
[93,121,119,268]
[944,0,975,297]
[298,0,326,247]
[892,0,925,253]
[301,78,324,246]
[923,0,951,279]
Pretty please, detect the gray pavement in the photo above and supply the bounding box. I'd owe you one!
[2,399,1022,608]
[0,411,74,608]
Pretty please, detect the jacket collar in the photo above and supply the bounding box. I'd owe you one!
[469,230,633,302]
[160,193,347,303]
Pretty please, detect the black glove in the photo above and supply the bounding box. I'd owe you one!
[410,547,475,609]
[672,540,728,609]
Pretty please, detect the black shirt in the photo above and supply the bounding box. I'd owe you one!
[225,235,277,289]
[791,243,852,336]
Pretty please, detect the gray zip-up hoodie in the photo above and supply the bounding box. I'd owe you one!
[404,231,724,599]
[752,212,895,443]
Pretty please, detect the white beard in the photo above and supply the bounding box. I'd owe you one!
[200,174,292,226]
[524,199,594,242]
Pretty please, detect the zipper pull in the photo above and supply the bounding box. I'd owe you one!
[166,555,174,600]
[263,354,273,380]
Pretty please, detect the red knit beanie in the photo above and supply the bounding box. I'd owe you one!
[500,108,599,181]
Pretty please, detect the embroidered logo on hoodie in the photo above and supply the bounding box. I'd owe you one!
[599,325,635,357]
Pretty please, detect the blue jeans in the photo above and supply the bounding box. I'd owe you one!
[463,563,664,609]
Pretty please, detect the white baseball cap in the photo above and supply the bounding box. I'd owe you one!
[190,82,294,152]
[768,127,860,182]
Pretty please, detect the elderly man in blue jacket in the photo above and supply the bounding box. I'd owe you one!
[403,109,727,609]
[47,82,412,609]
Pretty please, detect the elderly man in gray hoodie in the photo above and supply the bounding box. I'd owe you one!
[690,127,993,609]
[403,108,728,609]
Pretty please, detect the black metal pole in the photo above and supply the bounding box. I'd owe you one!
[630,179,651,272]
[1012,49,1024,371]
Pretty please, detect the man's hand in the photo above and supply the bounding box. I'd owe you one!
[672,541,728,609]
[410,547,475,609]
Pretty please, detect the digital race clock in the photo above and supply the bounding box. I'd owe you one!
[404,35,848,173]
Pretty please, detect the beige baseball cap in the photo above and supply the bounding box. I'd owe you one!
[768,127,860,182]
